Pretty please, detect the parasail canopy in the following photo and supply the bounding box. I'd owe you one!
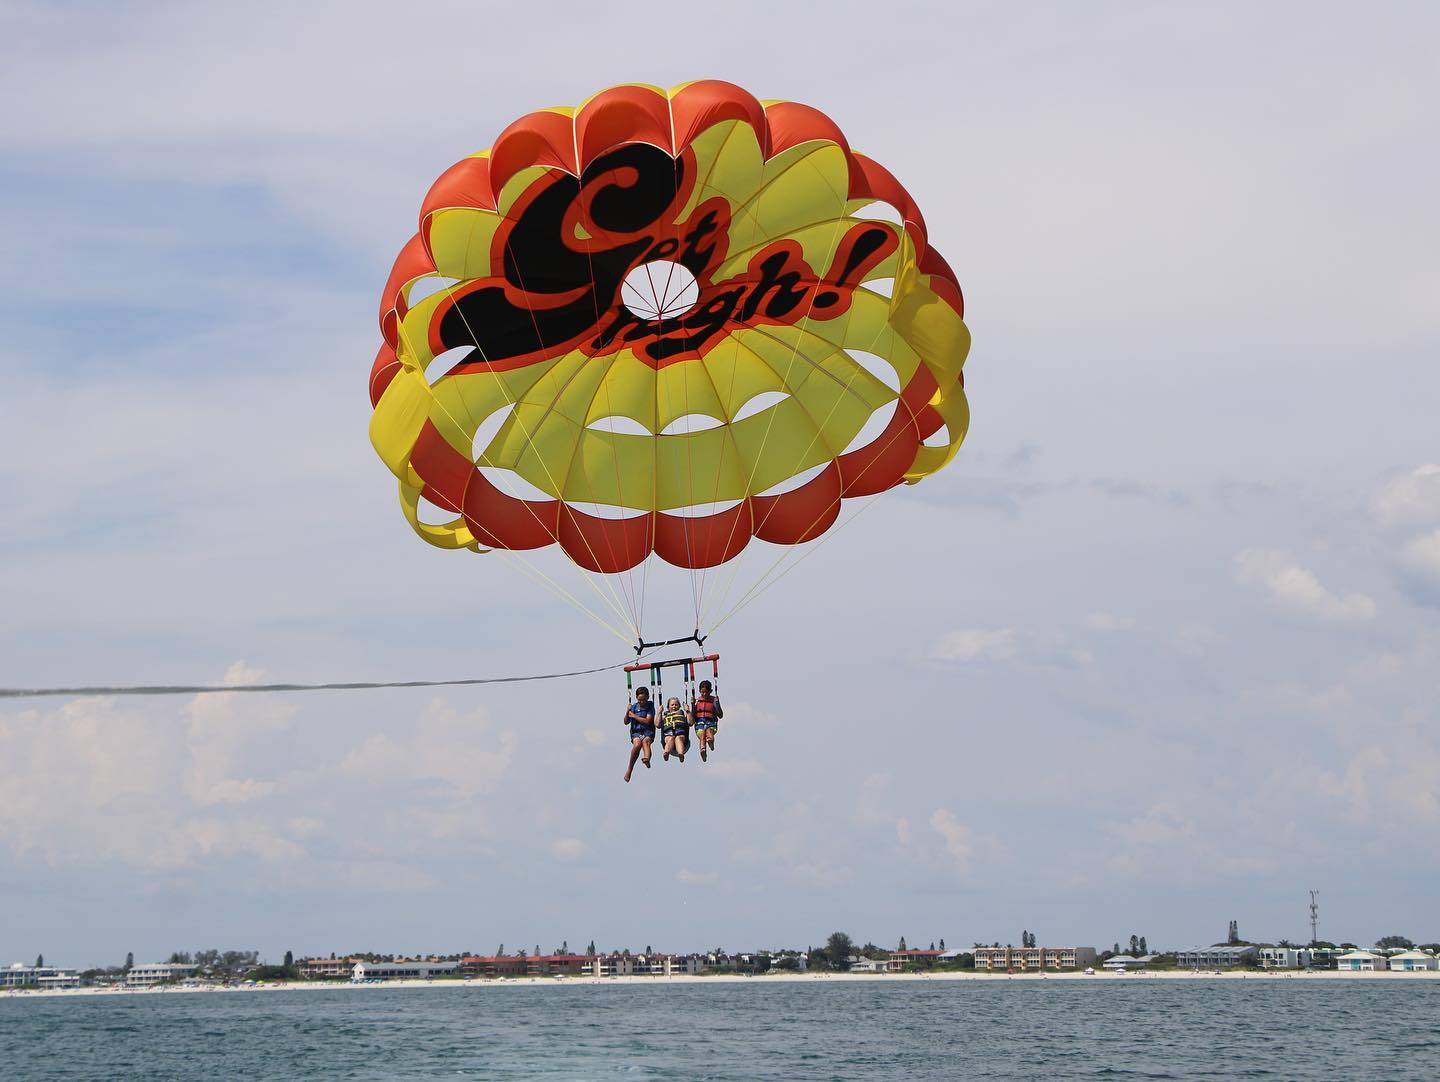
[369,79,969,583]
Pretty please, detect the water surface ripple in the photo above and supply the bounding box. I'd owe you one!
[3,979,1438,1080]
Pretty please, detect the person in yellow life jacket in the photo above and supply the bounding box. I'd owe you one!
[692,679,722,762]
[661,695,690,763]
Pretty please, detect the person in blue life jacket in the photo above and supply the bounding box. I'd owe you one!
[623,686,656,783]
[661,695,690,763]
[692,679,723,763]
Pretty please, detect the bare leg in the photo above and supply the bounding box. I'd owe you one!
[676,734,687,762]
[641,736,652,767]
[663,734,674,761]
[625,738,642,782]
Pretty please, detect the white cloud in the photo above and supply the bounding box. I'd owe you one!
[1086,611,1136,631]
[1174,622,1218,656]
[706,757,765,780]
[550,838,586,861]
[1234,548,1376,623]
[930,628,1018,663]
[582,728,608,747]
[1375,464,1440,526]
[339,700,515,797]
[929,809,977,873]
[1398,529,1440,590]
[718,701,777,728]
[676,868,718,885]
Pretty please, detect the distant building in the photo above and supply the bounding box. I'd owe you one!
[936,950,969,966]
[2,964,80,988]
[127,963,197,987]
[973,947,1098,971]
[1102,955,1154,971]
[351,961,458,981]
[1386,951,1439,972]
[1335,951,1388,972]
[848,957,889,973]
[888,949,946,969]
[1175,945,1257,968]
[300,958,355,979]
[1258,948,1312,969]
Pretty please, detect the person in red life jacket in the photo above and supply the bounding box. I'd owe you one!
[661,695,690,763]
[623,686,656,783]
[692,679,722,762]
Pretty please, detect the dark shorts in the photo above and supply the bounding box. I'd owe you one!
[694,720,715,733]
[664,725,690,739]
[630,726,655,741]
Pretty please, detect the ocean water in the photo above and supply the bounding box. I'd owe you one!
[3,979,1439,1080]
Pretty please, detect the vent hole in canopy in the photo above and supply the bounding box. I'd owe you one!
[472,403,516,461]
[587,415,653,436]
[427,345,476,386]
[659,413,724,436]
[732,391,791,422]
[841,401,899,455]
[620,260,699,320]
[845,349,901,393]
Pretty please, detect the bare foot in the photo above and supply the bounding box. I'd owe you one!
[624,771,632,783]
[701,749,708,762]
[663,751,670,761]
[643,758,651,769]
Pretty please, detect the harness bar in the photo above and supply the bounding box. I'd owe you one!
[624,654,720,691]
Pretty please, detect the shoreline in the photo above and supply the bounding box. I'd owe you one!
[5,968,1437,1000]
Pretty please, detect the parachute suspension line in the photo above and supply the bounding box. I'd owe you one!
[578,225,652,645]
[478,265,645,637]
[427,279,641,641]
[710,491,883,635]
[391,318,637,644]
[705,332,907,633]
[497,553,636,648]
[690,166,776,622]
[701,264,901,633]
[693,193,853,630]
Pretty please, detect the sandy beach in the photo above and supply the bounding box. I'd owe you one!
[6,967,1437,1001]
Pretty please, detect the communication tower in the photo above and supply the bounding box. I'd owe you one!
[1309,890,1320,945]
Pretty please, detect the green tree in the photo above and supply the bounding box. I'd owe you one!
[283,950,294,967]
[939,939,946,951]
[826,932,855,970]
[1129,935,1140,955]
[1376,935,1414,950]
[587,941,596,956]
[124,952,134,971]
[35,954,44,968]
[497,944,505,957]
[1139,937,1148,955]
[898,936,907,951]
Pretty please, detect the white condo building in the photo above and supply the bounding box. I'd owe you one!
[127,963,197,987]
[2,964,80,989]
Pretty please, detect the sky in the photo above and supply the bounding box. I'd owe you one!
[2,0,1438,968]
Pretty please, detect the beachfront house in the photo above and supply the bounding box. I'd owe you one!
[126,963,197,987]
[888,949,945,970]
[351,961,459,981]
[973,946,1098,971]
[1384,951,1437,972]
[1258,947,1313,969]
[2,964,81,988]
[1335,951,1388,972]
[849,957,889,973]
[1175,945,1257,968]
[301,957,357,979]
